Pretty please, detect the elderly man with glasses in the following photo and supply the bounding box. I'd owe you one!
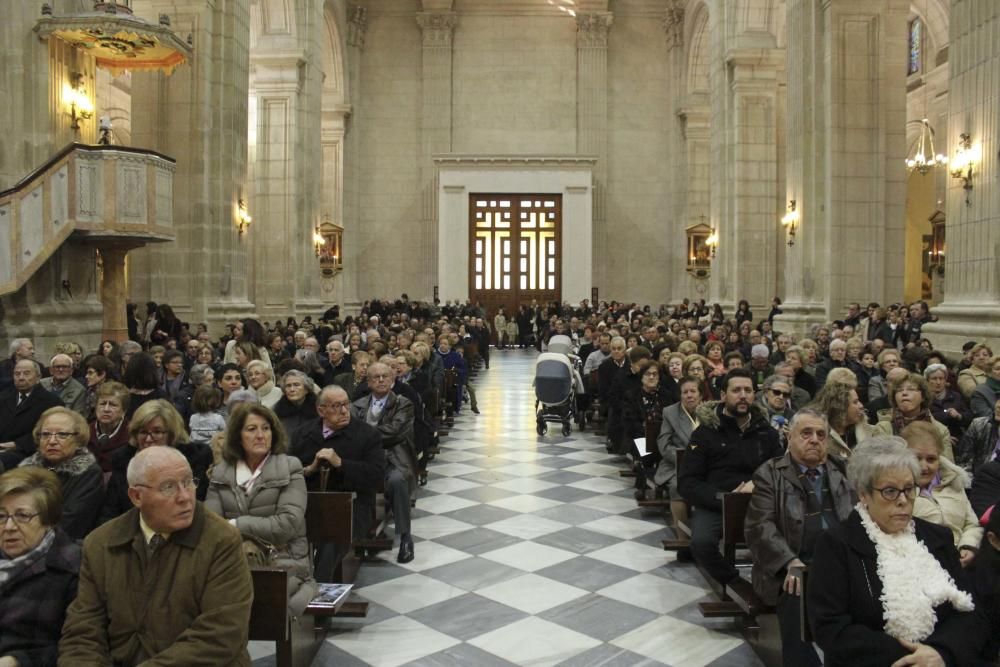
[41,353,88,416]
[351,362,418,563]
[291,385,386,579]
[59,446,253,666]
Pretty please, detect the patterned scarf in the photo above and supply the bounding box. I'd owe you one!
[0,528,55,593]
[891,408,932,436]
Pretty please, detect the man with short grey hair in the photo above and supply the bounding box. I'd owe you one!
[323,339,352,383]
[745,409,854,666]
[0,337,37,392]
[815,338,850,389]
[0,359,62,470]
[352,361,417,563]
[41,353,87,416]
[59,446,253,665]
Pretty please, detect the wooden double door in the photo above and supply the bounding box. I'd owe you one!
[468,194,562,331]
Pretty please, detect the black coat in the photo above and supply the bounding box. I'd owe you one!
[808,511,987,667]
[970,460,1000,517]
[677,402,783,511]
[289,417,385,501]
[0,385,64,466]
[20,449,104,541]
[0,527,81,667]
[98,441,213,525]
[273,392,318,442]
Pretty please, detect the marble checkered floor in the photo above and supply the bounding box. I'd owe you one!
[251,349,764,667]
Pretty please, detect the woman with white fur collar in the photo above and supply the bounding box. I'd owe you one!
[807,437,987,666]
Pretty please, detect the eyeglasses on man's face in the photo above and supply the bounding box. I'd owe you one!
[319,401,351,411]
[133,477,199,498]
[769,389,791,398]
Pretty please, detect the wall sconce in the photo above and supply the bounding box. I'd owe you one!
[704,229,718,259]
[313,225,325,257]
[64,72,93,131]
[781,199,799,246]
[950,133,980,206]
[237,199,252,233]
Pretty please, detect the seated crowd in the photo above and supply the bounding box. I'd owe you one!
[1,294,1000,666]
[0,296,497,666]
[563,296,1000,666]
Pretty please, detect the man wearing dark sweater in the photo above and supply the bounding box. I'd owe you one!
[678,368,783,586]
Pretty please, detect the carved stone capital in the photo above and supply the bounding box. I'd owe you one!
[416,11,458,48]
[663,0,684,51]
[347,5,367,49]
[576,12,612,49]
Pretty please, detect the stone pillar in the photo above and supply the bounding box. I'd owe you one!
[340,4,367,308]
[778,0,908,333]
[575,11,611,293]
[130,0,253,333]
[98,245,131,342]
[251,47,325,320]
[719,49,782,308]
[416,8,457,300]
[922,1,1000,353]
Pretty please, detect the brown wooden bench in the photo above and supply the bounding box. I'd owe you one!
[636,419,670,509]
[662,448,693,549]
[305,490,369,618]
[697,493,774,625]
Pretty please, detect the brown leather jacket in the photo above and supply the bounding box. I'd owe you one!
[745,451,855,605]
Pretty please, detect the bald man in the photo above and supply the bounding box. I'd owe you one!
[60,446,253,666]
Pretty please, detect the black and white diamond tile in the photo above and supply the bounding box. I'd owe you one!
[251,349,765,667]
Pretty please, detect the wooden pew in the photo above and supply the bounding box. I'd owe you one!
[637,418,669,509]
[305,490,368,618]
[697,493,774,626]
[662,448,692,549]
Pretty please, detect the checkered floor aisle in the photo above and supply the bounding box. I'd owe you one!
[251,349,764,667]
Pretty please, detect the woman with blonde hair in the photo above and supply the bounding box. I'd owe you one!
[98,399,213,524]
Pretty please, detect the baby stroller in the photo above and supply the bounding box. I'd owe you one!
[534,353,578,436]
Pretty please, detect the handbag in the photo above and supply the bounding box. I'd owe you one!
[242,534,278,567]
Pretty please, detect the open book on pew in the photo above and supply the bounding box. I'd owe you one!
[309,583,353,608]
[633,437,649,457]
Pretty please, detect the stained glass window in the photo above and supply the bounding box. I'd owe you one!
[908,19,922,76]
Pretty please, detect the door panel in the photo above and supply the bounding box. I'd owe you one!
[469,194,561,332]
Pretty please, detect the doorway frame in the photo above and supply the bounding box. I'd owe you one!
[434,154,595,305]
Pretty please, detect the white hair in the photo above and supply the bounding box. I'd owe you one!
[127,446,189,487]
[8,338,31,357]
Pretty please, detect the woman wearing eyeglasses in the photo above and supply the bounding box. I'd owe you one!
[0,467,81,667]
[98,400,212,525]
[19,407,103,540]
[206,403,315,632]
[810,381,875,459]
[807,438,986,667]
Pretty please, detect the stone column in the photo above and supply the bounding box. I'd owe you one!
[922,1,1000,353]
[340,4,367,308]
[576,11,611,294]
[778,0,908,333]
[130,0,253,333]
[98,245,132,342]
[416,9,457,299]
[719,49,782,308]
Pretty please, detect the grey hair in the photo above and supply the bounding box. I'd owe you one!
[14,358,42,376]
[762,374,791,391]
[227,389,259,405]
[8,338,31,356]
[246,359,273,381]
[295,349,323,374]
[774,362,794,373]
[319,384,349,402]
[281,369,315,393]
[829,339,847,350]
[127,445,189,487]
[923,363,948,380]
[121,340,142,355]
[189,363,213,386]
[846,436,920,493]
[788,407,829,434]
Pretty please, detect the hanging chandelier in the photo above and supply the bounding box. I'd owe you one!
[905,118,947,175]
